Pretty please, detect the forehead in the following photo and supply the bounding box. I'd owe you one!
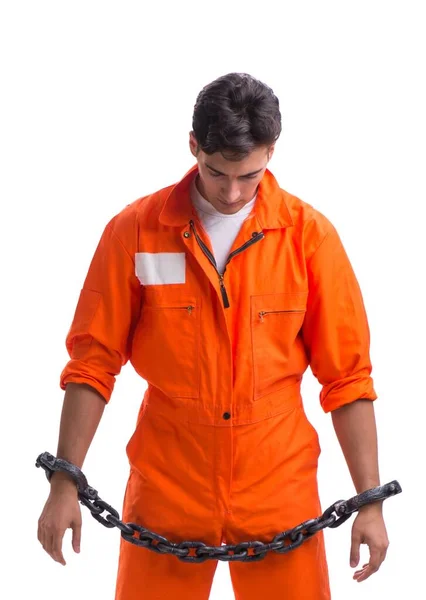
[201,146,270,176]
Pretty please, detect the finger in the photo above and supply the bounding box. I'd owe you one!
[354,562,369,572]
[368,547,382,572]
[38,516,53,557]
[41,528,52,555]
[382,544,389,562]
[353,563,370,580]
[354,557,382,583]
[354,565,374,582]
[350,535,361,567]
[44,531,56,561]
[72,520,82,553]
[51,530,66,565]
[37,520,45,548]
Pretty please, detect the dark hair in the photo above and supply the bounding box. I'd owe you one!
[191,72,281,160]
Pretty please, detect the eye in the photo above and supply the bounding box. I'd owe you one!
[242,174,258,179]
[209,171,222,178]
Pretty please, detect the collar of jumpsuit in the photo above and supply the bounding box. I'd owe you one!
[159,163,294,230]
[189,173,258,275]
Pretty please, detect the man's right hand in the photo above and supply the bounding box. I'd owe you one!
[37,472,82,566]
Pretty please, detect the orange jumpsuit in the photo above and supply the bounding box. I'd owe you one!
[60,165,377,599]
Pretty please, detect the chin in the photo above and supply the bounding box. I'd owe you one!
[218,200,243,206]
[219,205,241,215]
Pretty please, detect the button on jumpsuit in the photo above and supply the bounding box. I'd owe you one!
[60,165,377,599]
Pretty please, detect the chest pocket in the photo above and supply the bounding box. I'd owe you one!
[251,292,308,400]
[131,288,200,399]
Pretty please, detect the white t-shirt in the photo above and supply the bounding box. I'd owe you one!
[190,175,257,274]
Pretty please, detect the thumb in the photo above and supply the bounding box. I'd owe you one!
[350,533,361,568]
[72,520,82,554]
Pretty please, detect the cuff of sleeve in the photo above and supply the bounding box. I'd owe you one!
[60,363,114,403]
[320,376,378,413]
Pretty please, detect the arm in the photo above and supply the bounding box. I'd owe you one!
[50,382,106,488]
[38,207,141,565]
[38,383,106,566]
[54,207,140,480]
[60,206,142,402]
[301,222,379,489]
[301,220,388,581]
[331,399,380,495]
[301,223,377,412]
[332,399,389,582]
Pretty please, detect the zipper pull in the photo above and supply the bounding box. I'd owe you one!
[187,305,194,315]
[219,275,230,309]
[259,311,266,322]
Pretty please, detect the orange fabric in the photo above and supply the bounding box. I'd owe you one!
[60,165,377,599]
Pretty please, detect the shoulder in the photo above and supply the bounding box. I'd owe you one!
[282,189,339,259]
[103,179,176,242]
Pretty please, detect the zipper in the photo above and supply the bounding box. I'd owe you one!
[150,305,195,315]
[224,231,265,268]
[189,220,230,308]
[189,220,265,309]
[259,309,305,322]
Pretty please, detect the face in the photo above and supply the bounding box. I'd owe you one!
[189,133,274,215]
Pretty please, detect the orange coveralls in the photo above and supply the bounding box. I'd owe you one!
[60,164,377,599]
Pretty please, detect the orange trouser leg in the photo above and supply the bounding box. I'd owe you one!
[114,459,222,600]
[227,531,330,600]
[224,405,331,600]
[114,536,218,599]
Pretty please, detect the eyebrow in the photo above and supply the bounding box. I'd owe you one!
[205,163,264,177]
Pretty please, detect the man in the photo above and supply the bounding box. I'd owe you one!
[37,72,389,599]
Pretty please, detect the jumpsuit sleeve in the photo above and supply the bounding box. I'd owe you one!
[301,223,378,413]
[59,208,141,403]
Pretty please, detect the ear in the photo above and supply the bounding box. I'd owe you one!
[189,132,199,157]
[268,144,276,161]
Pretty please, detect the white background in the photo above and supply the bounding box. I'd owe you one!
[1,1,424,598]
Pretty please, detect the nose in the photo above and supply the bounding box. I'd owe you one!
[222,181,241,202]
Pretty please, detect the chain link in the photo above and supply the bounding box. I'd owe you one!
[36,451,402,563]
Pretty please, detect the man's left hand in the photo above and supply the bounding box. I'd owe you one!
[350,503,389,582]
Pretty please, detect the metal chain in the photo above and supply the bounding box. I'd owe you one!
[36,451,402,563]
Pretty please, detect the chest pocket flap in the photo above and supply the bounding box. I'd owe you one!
[251,292,308,400]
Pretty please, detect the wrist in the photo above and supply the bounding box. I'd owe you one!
[50,471,78,493]
[358,500,383,514]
